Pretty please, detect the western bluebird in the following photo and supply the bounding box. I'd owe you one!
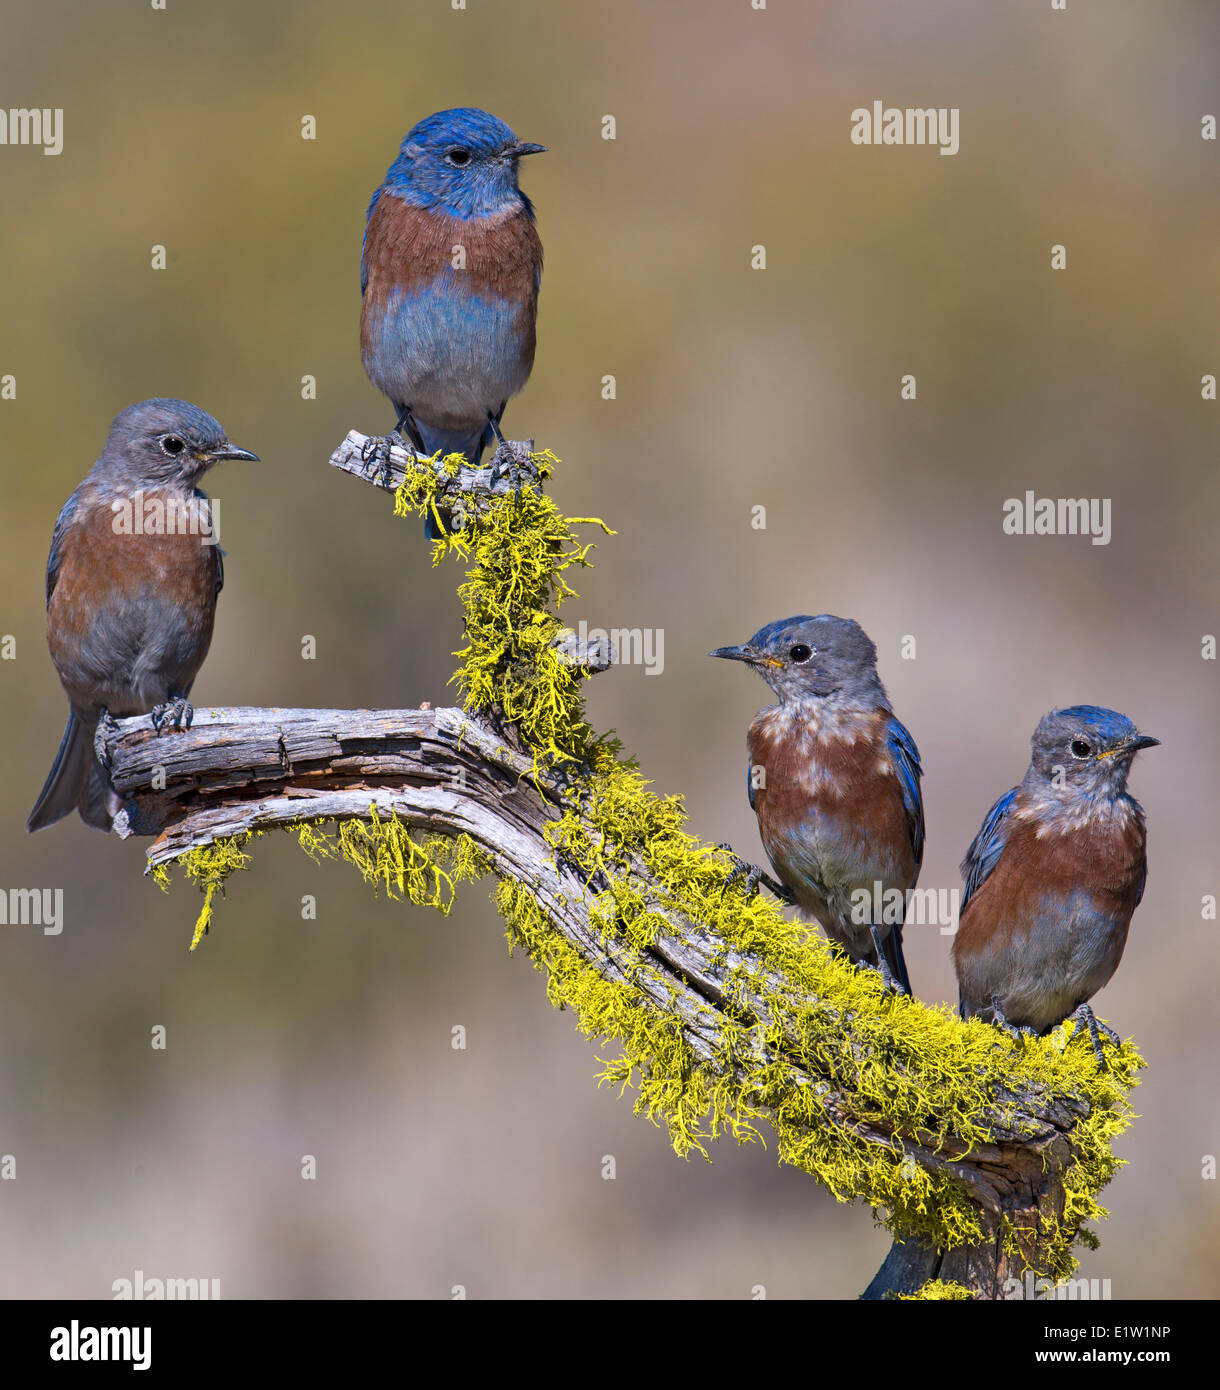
[952,705,1157,1059]
[711,615,924,994]
[27,399,257,833]
[360,108,545,489]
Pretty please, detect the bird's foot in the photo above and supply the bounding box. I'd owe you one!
[716,845,794,903]
[985,998,1038,1043]
[490,441,521,497]
[866,926,907,996]
[857,958,904,994]
[359,432,397,486]
[151,697,193,733]
[394,406,427,455]
[1069,1002,1121,1067]
[93,707,118,772]
[487,411,524,500]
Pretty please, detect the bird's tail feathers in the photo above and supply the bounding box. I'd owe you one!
[882,921,914,997]
[27,712,117,833]
[417,424,492,539]
[78,754,121,831]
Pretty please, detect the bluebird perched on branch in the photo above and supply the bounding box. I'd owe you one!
[711,615,924,994]
[27,399,257,833]
[360,108,545,495]
[952,706,1157,1060]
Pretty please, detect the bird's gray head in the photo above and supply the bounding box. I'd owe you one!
[1025,705,1159,799]
[96,398,258,490]
[710,614,887,708]
[383,108,546,220]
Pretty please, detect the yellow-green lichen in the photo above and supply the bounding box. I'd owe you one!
[895,1279,975,1300]
[394,449,613,769]
[156,814,491,951]
[294,810,493,908]
[148,442,1144,1278]
[168,834,254,951]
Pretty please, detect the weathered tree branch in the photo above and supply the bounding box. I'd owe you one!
[329,427,538,499]
[103,698,1085,1297]
[98,432,1133,1300]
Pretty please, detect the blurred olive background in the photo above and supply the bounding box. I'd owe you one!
[1,0,1217,1299]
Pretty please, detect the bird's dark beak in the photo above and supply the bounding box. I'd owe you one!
[208,443,259,463]
[1100,734,1160,760]
[1126,735,1160,752]
[507,141,547,158]
[710,644,781,668]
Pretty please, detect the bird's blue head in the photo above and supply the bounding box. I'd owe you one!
[710,614,887,709]
[378,108,546,220]
[1026,705,1159,799]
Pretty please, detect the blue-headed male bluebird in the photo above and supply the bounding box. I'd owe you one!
[360,108,545,484]
[27,399,257,833]
[711,615,925,994]
[953,705,1157,1059]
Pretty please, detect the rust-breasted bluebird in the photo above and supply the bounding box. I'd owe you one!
[360,108,545,474]
[952,705,1157,1058]
[27,399,257,833]
[712,615,924,994]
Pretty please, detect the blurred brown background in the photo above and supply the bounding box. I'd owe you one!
[1,0,1217,1298]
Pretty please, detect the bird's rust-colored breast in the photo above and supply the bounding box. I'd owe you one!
[360,194,542,353]
[953,807,1147,969]
[748,707,913,878]
[48,488,221,653]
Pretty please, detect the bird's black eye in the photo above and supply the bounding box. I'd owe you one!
[160,435,185,456]
[788,644,813,663]
[1070,737,1092,758]
[446,147,472,167]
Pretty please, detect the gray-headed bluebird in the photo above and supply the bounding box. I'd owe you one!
[27,399,257,833]
[360,108,545,475]
[711,615,924,994]
[953,706,1157,1059]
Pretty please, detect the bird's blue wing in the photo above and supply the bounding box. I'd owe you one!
[960,787,1018,909]
[360,186,383,297]
[191,487,225,598]
[1135,861,1148,907]
[746,756,756,812]
[45,491,80,607]
[886,716,925,871]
